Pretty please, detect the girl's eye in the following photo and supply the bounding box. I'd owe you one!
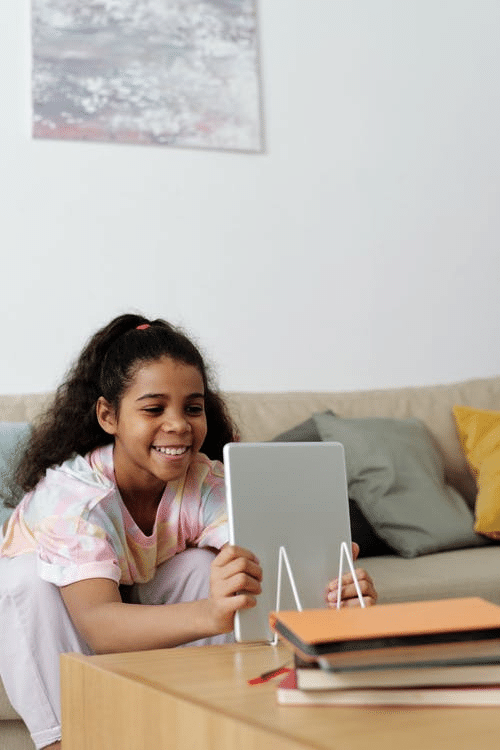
[143,406,163,414]
[186,404,204,415]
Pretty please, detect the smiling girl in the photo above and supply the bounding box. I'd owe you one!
[0,313,376,750]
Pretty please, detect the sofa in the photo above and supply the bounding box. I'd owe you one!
[2,374,500,749]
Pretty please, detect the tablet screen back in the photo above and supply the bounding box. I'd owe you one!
[223,441,352,643]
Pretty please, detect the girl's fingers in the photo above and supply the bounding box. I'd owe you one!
[214,557,262,583]
[326,568,378,606]
[327,568,374,592]
[212,545,262,583]
[215,573,262,598]
[334,579,377,601]
[211,545,263,599]
[220,591,259,615]
[215,544,260,567]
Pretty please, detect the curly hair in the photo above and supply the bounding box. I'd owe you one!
[14,313,237,494]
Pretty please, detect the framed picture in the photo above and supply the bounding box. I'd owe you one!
[32,0,263,152]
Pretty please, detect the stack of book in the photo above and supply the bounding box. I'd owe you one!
[269,597,500,706]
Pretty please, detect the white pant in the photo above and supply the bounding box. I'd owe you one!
[0,548,230,749]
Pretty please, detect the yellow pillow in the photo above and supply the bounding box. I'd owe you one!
[453,405,500,538]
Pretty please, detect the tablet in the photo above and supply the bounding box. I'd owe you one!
[223,441,352,643]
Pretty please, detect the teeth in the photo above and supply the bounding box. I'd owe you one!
[154,446,188,456]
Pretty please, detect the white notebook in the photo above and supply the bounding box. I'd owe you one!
[223,441,352,643]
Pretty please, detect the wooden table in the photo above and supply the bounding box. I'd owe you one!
[61,642,500,750]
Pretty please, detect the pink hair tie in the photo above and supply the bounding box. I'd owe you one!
[136,323,150,330]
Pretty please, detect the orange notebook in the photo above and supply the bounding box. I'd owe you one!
[269,598,500,668]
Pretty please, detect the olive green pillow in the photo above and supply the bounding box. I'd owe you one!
[313,411,489,558]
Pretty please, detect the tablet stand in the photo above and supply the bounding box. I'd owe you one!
[272,546,302,645]
[336,541,366,610]
[271,541,365,645]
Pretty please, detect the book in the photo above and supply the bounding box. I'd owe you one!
[293,654,500,690]
[276,669,500,706]
[269,598,500,671]
[316,641,500,672]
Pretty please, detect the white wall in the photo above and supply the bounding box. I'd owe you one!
[1,0,500,394]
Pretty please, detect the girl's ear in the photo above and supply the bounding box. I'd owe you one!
[96,397,118,436]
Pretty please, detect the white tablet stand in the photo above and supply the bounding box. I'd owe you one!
[271,541,365,645]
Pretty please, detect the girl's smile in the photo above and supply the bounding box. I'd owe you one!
[97,356,207,509]
[152,445,190,456]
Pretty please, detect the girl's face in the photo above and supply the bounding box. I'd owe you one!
[97,356,207,503]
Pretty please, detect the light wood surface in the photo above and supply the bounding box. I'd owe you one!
[61,643,500,750]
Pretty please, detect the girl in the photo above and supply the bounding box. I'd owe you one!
[0,314,376,750]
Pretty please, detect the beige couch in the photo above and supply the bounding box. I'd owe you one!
[2,375,500,749]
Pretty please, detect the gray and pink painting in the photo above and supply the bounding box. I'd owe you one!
[32,0,262,151]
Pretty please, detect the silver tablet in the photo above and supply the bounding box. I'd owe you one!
[223,441,352,643]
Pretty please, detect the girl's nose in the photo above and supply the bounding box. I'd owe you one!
[161,411,190,433]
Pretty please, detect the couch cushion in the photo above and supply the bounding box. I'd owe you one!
[360,545,500,605]
[313,411,489,558]
[453,405,500,537]
[0,423,31,513]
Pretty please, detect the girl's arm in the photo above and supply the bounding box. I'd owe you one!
[60,545,262,653]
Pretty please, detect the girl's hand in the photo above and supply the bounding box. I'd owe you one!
[325,542,378,608]
[208,545,263,633]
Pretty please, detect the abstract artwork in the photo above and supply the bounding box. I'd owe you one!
[32,0,262,152]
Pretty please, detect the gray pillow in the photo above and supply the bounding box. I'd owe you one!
[0,422,31,511]
[313,411,489,558]
[271,417,322,443]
